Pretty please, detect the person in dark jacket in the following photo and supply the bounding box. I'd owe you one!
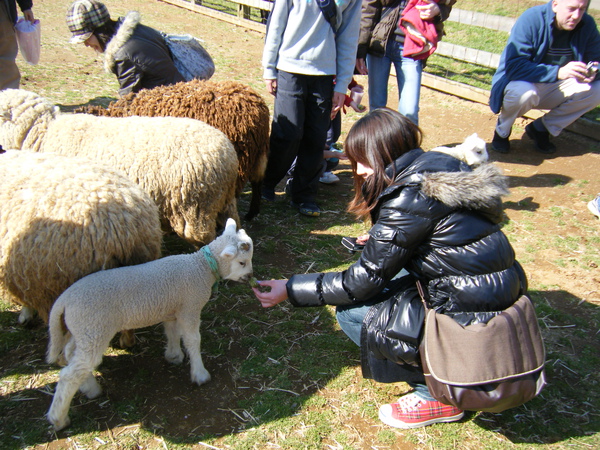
[66,0,184,96]
[252,108,527,429]
[356,0,455,124]
[0,0,34,90]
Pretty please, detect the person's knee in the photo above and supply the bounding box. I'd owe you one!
[587,80,600,105]
[504,86,539,112]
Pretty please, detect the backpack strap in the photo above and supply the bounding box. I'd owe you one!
[316,0,338,32]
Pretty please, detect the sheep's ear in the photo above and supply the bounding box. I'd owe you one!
[220,244,237,259]
[224,218,237,235]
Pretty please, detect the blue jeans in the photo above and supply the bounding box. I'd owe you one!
[336,293,434,402]
[366,39,423,125]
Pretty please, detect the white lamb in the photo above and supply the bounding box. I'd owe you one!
[46,218,253,431]
[0,88,240,247]
[430,133,489,166]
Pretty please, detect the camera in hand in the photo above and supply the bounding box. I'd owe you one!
[586,61,598,77]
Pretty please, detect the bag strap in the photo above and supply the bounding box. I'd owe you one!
[316,0,338,33]
[416,279,429,310]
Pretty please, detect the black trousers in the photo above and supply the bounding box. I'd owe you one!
[263,71,334,204]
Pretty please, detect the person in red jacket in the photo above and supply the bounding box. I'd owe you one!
[0,0,34,90]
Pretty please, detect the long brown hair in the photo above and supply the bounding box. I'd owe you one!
[345,108,422,221]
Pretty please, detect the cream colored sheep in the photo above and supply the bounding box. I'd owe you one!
[0,150,162,325]
[0,88,240,246]
[80,79,270,220]
[46,218,253,431]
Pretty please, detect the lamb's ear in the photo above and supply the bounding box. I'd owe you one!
[236,228,250,241]
[224,218,237,235]
[220,244,237,259]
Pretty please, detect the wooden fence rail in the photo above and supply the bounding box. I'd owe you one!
[159,0,600,139]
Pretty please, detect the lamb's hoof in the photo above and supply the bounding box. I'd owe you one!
[192,369,211,385]
[165,351,184,365]
[118,329,135,348]
[48,413,70,432]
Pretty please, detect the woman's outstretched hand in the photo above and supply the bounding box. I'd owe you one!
[252,279,289,307]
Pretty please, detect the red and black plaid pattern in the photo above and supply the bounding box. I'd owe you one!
[66,0,110,43]
[391,400,462,423]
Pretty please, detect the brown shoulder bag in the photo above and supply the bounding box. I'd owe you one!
[418,284,546,413]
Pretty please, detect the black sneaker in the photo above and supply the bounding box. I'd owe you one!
[491,131,510,153]
[290,201,320,217]
[525,123,556,154]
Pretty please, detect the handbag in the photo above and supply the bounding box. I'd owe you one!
[15,18,41,65]
[369,0,402,56]
[417,282,547,413]
[162,33,215,82]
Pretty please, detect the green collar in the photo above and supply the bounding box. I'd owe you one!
[200,246,221,294]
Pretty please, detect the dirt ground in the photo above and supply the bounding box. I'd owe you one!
[3,0,599,448]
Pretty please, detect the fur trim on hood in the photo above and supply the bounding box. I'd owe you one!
[103,11,141,73]
[421,163,509,210]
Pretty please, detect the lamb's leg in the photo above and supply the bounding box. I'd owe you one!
[118,329,135,348]
[18,306,36,324]
[179,318,210,385]
[79,373,102,399]
[62,337,76,366]
[163,320,184,364]
[47,353,99,431]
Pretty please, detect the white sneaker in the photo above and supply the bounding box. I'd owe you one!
[319,171,339,184]
[588,195,600,219]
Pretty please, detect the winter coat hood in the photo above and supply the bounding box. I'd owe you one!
[103,11,140,73]
[101,11,184,96]
[380,148,508,217]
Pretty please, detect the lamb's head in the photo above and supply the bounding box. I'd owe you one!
[211,218,253,282]
[0,89,59,150]
[460,133,489,166]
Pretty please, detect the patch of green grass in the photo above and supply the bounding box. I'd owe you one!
[425,55,495,90]
[443,22,509,54]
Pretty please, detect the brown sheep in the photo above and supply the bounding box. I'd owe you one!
[80,79,270,220]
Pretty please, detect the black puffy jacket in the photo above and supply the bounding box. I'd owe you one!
[103,11,184,96]
[287,149,527,383]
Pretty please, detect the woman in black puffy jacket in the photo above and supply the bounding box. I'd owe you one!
[66,0,184,96]
[253,108,527,429]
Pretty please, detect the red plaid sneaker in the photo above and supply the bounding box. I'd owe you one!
[378,393,464,429]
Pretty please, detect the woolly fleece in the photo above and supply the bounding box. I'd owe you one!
[0,89,240,246]
[0,150,162,322]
